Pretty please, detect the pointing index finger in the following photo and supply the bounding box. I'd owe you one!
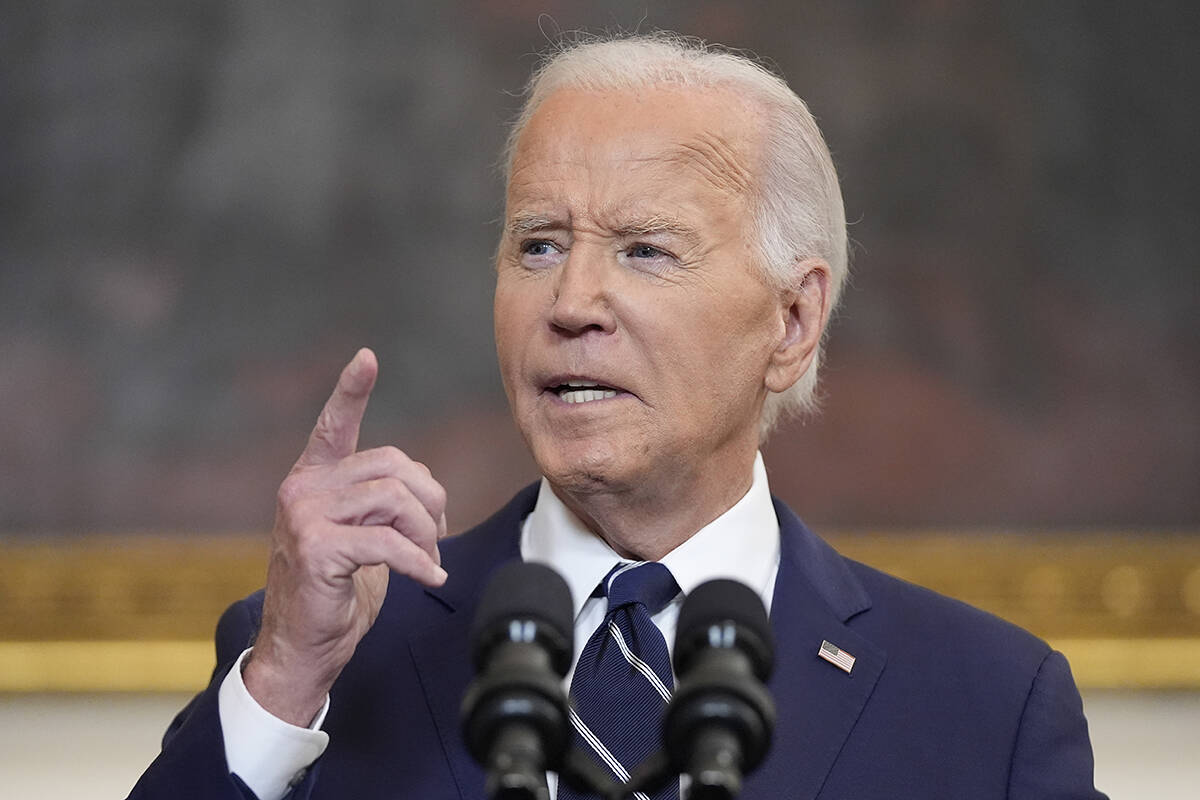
[296,348,378,468]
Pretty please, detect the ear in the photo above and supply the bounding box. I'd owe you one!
[765,260,833,394]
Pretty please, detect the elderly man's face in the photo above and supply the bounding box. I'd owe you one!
[494,86,795,502]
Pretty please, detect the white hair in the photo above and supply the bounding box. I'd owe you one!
[502,32,849,436]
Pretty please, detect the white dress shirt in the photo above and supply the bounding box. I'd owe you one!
[219,452,780,800]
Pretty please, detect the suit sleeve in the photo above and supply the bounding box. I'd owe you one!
[126,596,324,800]
[1007,650,1108,800]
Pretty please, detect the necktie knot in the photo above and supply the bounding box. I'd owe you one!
[601,561,680,617]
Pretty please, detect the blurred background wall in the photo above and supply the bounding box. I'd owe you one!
[3,1,1196,533]
[1,1,1197,797]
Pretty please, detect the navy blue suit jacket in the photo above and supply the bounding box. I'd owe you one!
[130,484,1105,799]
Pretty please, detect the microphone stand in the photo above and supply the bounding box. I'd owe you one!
[557,748,624,800]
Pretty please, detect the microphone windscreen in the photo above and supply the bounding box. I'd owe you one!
[675,578,774,679]
[470,561,574,669]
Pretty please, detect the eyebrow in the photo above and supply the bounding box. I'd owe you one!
[506,212,562,236]
[507,210,701,244]
[611,215,699,240]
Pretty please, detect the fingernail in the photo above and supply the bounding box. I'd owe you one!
[434,566,448,585]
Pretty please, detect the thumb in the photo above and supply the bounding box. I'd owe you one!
[295,348,378,468]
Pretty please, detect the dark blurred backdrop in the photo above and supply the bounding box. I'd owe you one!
[2,1,1197,535]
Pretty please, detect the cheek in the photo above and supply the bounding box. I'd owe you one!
[493,286,525,382]
[682,297,781,396]
[495,271,549,320]
[494,280,554,409]
[494,278,529,338]
[694,295,775,356]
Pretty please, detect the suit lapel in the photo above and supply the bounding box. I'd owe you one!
[743,499,887,800]
[407,486,535,800]
[409,610,483,798]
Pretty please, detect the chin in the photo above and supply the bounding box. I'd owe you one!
[531,437,631,495]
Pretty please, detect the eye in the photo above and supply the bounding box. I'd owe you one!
[628,244,665,260]
[620,242,675,275]
[521,240,558,257]
[518,239,564,269]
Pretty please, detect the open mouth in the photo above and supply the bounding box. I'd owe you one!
[552,380,620,404]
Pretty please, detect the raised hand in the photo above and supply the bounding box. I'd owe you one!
[242,348,448,726]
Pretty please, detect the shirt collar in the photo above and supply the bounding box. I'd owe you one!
[520,452,780,620]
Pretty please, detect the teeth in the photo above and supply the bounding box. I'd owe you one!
[566,380,598,388]
[560,388,618,404]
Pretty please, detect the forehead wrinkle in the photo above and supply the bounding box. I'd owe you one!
[668,130,757,198]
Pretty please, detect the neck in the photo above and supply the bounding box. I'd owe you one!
[550,450,758,561]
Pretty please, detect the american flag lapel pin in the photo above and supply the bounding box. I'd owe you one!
[818,639,856,674]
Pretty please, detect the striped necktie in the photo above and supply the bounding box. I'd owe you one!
[560,562,681,800]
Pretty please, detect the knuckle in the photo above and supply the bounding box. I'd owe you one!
[277,474,306,506]
[312,407,343,445]
[378,445,412,473]
[429,482,448,515]
[399,514,430,543]
[415,513,440,545]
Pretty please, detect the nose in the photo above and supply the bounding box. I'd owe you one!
[548,248,616,336]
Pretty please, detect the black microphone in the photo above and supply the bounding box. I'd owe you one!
[662,579,776,800]
[461,561,574,800]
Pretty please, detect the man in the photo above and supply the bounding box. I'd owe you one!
[130,34,1105,800]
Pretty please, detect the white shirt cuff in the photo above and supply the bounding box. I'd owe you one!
[218,648,330,800]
